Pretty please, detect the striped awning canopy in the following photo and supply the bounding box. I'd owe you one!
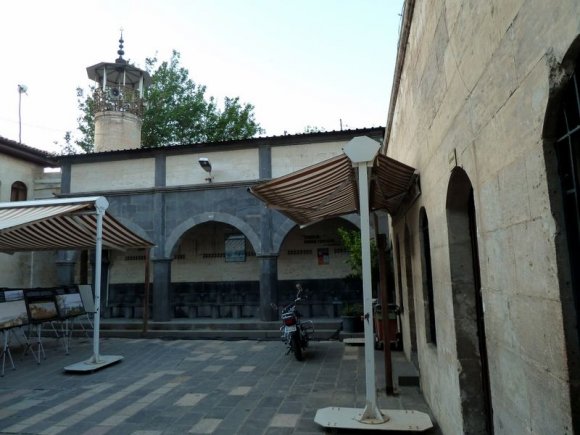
[249,153,418,226]
[0,196,153,252]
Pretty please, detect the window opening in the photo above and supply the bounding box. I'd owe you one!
[225,233,246,262]
[555,66,580,341]
[10,181,27,201]
[420,208,436,345]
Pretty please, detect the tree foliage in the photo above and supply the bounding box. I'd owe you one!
[70,50,263,153]
[337,227,378,281]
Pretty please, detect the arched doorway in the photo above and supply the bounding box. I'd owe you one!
[419,208,436,345]
[404,224,418,366]
[446,167,493,434]
[542,43,580,433]
[171,221,259,318]
[277,217,359,317]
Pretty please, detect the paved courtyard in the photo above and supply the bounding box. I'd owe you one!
[0,336,439,434]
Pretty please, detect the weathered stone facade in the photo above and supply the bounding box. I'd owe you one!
[385,1,579,433]
[58,128,381,322]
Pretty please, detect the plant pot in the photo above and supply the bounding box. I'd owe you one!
[342,315,363,333]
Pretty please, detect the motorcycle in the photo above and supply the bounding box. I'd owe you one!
[277,284,314,361]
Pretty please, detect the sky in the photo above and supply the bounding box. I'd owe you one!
[0,0,404,154]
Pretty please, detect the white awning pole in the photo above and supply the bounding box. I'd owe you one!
[357,161,385,423]
[91,200,107,364]
[343,136,386,424]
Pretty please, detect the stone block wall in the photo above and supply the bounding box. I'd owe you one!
[387,1,579,433]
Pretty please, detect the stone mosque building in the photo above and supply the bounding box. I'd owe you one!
[2,36,381,324]
[1,1,579,433]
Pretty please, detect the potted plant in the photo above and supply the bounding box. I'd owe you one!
[340,303,364,333]
[337,228,378,333]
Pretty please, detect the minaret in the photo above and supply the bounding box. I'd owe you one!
[86,33,151,152]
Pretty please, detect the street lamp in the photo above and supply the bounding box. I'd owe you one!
[199,157,213,182]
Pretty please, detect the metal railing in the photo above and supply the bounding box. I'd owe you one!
[93,87,144,117]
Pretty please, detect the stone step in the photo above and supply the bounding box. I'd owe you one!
[98,328,341,341]
[74,318,344,341]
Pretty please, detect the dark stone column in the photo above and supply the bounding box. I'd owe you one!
[152,258,172,321]
[258,255,278,321]
[259,144,272,179]
[257,144,277,321]
[151,157,169,321]
[60,162,71,194]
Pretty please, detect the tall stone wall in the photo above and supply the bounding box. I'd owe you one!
[387,1,579,433]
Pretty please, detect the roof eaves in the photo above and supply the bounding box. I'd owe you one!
[0,136,58,167]
[57,127,386,162]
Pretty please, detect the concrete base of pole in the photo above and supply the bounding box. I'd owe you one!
[64,354,123,373]
[315,407,433,431]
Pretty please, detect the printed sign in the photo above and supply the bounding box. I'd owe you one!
[25,289,60,323]
[0,289,28,330]
[55,290,85,319]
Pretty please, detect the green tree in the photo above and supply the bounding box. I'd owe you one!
[337,227,378,283]
[75,87,96,153]
[71,50,263,153]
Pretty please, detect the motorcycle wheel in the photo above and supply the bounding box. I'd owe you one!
[292,333,303,361]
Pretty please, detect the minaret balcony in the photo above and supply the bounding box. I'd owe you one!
[93,86,144,117]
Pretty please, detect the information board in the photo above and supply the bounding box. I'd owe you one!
[0,289,29,330]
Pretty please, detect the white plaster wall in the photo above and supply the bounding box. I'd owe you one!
[70,159,155,192]
[386,1,579,433]
[110,224,260,284]
[271,141,345,177]
[0,154,38,202]
[109,219,354,284]
[0,155,60,288]
[166,149,259,185]
[277,219,351,281]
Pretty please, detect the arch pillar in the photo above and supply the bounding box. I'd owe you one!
[152,258,172,321]
[258,255,278,321]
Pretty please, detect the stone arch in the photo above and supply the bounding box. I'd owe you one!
[272,213,360,255]
[541,36,580,434]
[114,217,152,244]
[446,167,492,434]
[165,212,261,258]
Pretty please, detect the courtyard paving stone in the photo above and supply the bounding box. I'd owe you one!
[0,336,441,434]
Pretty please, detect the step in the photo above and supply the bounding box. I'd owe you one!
[73,318,343,341]
[97,328,341,341]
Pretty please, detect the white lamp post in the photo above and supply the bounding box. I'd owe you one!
[314,136,432,431]
[65,197,124,372]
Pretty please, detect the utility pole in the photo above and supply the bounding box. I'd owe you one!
[17,84,28,143]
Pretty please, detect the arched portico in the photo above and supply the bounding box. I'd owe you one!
[165,212,261,258]
[148,213,262,321]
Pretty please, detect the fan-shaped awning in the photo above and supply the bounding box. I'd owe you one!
[0,196,153,253]
[249,153,418,226]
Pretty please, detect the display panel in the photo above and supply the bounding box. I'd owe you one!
[0,289,28,330]
[55,288,86,319]
[24,289,60,323]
